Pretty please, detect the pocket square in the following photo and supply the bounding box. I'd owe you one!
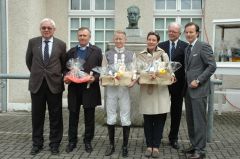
[193,54,198,56]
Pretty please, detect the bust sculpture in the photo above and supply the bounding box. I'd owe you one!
[126,5,141,29]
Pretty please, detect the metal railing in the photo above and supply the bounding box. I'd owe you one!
[0,73,29,112]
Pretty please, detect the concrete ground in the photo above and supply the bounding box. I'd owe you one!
[0,107,239,159]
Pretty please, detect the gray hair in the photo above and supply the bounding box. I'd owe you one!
[40,18,56,28]
[168,22,182,33]
[114,30,126,36]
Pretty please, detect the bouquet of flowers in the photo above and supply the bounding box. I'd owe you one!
[136,55,182,85]
[64,58,92,83]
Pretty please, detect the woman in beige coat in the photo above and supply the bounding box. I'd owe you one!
[137,32,172,158]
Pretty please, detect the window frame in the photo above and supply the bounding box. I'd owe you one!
[68,0,115,52]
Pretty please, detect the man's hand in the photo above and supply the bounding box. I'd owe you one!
[63,76,71,84]
[190,80,199,88]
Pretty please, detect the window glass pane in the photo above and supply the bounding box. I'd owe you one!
[95,31,104,41]
[70,42,79,48]
[81,0,90,10]
[106,0,115,10]
[95,18,104,29]
[192,0,202,9]
[95,42,104,51]
[71,0,80,10]
[155,0,165,9]
[70,30,78,41]
[192,18,202,28]
[155,18,164,29]
[81,18,90,27]
[95,0,104,10]
[167,0,176,9]
[166,18,176,28]
[106,18,114,29]
[156,31,164,42]
[181,18,191,28]
[71,18,79,29]
[106,31,114,41]
[181,0,191,9]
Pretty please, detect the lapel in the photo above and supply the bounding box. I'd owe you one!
[49,38,56,64]
[37,37,45,65]
[172,40,181,60]
[85,44,93,61]
[186,40,200,68]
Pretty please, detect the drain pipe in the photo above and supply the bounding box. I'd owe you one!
[0,0,7,112]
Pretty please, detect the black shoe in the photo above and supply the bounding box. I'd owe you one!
[50,147,59,155]
[30,146,42,155]
[65,143,76,153]
[170,141,180,149]
[122,146,128,158]
[188,150,206,159]
[85,143,93,153]
[105,145,115,156]
[182,146,195,154]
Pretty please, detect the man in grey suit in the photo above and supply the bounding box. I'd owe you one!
[26,18,66,155]
[183,22,216,159]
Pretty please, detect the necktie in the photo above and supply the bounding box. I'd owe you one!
[44,40,49,64]
[170,42,176,60]
[186,44,192,64]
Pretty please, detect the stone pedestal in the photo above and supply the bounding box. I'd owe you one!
[99,29,146,126]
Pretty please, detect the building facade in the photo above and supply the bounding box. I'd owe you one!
[1,0,240,111]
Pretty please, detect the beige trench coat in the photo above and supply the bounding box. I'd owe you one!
[137,47,171,115]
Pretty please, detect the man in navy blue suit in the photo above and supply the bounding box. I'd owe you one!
[158,22,188,149]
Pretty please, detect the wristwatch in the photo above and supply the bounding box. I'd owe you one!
[195,79,200,84]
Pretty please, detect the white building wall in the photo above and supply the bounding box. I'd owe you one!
[5,0,240,111]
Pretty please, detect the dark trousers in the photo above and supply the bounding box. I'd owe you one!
[169,94,183,142]
[31,79,63,148]
[143,113,167,148]
[68,107,95,144]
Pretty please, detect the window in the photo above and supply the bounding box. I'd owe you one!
[69,0,115,52]
[154,0,203,42]
[155,0,202,10]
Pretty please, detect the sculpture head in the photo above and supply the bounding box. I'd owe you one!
[126,5,141,29]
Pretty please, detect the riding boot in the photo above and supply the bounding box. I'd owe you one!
[122,126,130,157]
[105,125,115,156]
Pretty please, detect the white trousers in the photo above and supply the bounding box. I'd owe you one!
[105,86,131,126]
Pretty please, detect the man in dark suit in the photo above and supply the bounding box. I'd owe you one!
[64,27,102,153]
[183,22,216,159]
[26,18,66,155]
[158,22,188,149]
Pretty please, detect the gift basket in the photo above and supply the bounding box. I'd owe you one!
[64,58,92,83]
[93,54,136,86]
[136,54,182,85]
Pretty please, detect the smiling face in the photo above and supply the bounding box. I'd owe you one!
[113,32,127,48]
[77,29,91,47]
[40,20,55,40]
[184,24,199,44]
[168,24,181,42]
[147,34,159,52]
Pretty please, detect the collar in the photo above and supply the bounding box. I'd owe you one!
[42,37,53,43]
[169,39,179,47]
[189,38,198,47]
[78,43,90,50]
[114,47,125,53]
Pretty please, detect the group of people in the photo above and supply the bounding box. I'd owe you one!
[26,17,216,159]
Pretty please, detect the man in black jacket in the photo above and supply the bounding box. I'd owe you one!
[158,22,188,149]
[64,27,102,153]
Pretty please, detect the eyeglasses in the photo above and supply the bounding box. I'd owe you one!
[41,26,53,30]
